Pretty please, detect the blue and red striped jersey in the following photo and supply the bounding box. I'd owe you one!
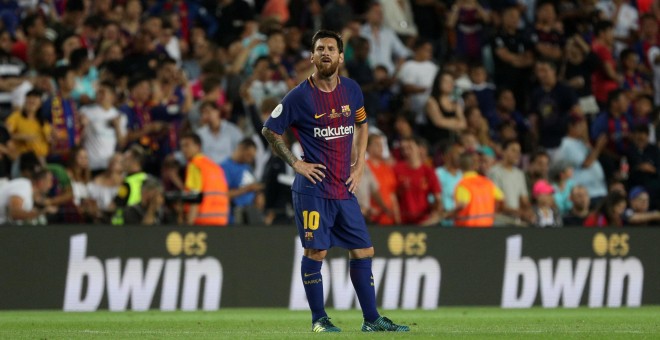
[264,76,367,199]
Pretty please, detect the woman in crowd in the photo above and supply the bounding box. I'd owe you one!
[6,90,51,163]
[584,192,627,227]
[423,71,466,153]
[87,153,124,222]
[65,146,97,222]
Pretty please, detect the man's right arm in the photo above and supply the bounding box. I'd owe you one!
[261,127,326,184]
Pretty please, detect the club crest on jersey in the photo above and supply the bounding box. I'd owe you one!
[341,105,351,117]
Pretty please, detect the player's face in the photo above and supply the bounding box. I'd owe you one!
[311,37,343,78]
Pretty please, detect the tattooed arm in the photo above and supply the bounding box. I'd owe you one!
[262,127,326,184]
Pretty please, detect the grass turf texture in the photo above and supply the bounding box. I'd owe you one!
[0,307,659,339]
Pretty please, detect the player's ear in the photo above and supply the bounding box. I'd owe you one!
[339,52,344,64]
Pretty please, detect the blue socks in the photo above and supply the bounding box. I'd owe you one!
[350,258,380,323]
[301,256,326,322]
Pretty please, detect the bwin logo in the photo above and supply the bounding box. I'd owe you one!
[313,125,354,140]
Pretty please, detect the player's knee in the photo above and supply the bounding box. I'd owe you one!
[304,249,327,261]
[349,247,374,259]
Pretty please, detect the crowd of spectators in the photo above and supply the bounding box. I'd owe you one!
[0,0,658,227]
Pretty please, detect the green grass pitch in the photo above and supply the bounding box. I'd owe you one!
[0,307,659,339]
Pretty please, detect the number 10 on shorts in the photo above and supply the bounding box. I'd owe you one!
[302,210,320,230]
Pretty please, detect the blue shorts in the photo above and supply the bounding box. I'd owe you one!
[292,192,372,250]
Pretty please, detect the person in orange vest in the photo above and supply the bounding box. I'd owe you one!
[453,151,504,227]
[180,133,229,226]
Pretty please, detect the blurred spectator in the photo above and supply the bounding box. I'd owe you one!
[262,131,294,225]
[64,146,97,222]
[563,184,591,226]
[246,56,289,109]
[208,0,255,49]
[124,176,175,225]
[221,138,264,224]
[465,106,497,155]
[397,39,438,122]
[596,0,639,55]
[87,153,123,221]
[394,137,442,225]
[469,64,496,119]
[197,101,244,164]
[121,76,168,175]
[627,124,660,206]
[530,59,579,151]
[584,191,627,227]
[591,89,631,179]
[0,167,53,225]
[562,34,599,99]
[630,95,656,143]
[357,159,380,222]
[42,65,82,162]
[360,1,411,75]
[635,13,659,70]
[0,28,27,119]
[531,179,563,227]
[591,20,621,105]
[69,47,98,106]
[121,0,142,36]
[181,132,229,226]
[526,150,550,192]
[624,186,660,225]
[435,142,464,225]
[446,0,490,62]
[366,133,400,225]
[550,160,575,216]
[380,0,418,39]
[491,5,534,111]
[189,72,226,130]
[488,140,532,225]
[6,89,50,161]
[112,145,148,225]
[422,71,466,152]
[322,0,354,33]
[81,81,127,174]
[555,114,608,202]
[531,2,564,62]
[647,44,660,106]
[453,151,503,227]
[486,88,528,144]
[620,48,653,97]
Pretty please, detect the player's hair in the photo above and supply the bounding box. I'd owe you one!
[181,132,202,147]
[311,30,343,53]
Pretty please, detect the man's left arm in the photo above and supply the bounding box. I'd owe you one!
[346,121,368,194]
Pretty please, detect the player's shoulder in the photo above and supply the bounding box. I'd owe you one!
[339,76,360,89]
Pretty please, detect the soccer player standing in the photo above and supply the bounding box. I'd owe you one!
[262,30,410,333]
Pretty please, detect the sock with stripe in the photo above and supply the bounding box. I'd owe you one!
[350,257,380,322]
[301,256,326,323]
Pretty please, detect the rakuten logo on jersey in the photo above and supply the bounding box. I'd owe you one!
[313,125,354,140]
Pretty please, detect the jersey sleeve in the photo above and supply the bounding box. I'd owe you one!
[263,89,299,135]
[350,80,367,125]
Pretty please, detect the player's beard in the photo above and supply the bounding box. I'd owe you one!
[316,59,339,79]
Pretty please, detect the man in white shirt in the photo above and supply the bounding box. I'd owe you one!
[0,168,53,225]
[81,81,127,172]
[196,100,244,164]
[487,140,532,225]
[397,39,438,118]
[360,1,411,75]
